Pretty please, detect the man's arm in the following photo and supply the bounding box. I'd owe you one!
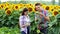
[40,11,50,21]
[43,15,50,21]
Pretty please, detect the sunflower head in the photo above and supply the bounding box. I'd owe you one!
[29,4,33,7]
[5,7,9,11]
[58,9,60,14]
[0,7,1,9]
[25,4,30,8]
[5,2,10,5]
[29,4,32,6]
[0,5,2,9]
[28,7,33,12]
[45,6,49,10]
[14,5,19,10]
[23,4,26,7]
[54,5,59,10]
[51,9,54,11]
[50,6,54,11]
[15,6,18,9]
[42,5,46,9]
[58,6,60,9]
[5,9,11,15]
[53,10,59,16]
[1,4,4,8]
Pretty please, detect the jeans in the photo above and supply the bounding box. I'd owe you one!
[21,31,26,34]
[27,26,30,34]
[21,26,30,34]
[40,28,47,34]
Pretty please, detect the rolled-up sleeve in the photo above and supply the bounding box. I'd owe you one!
[46,11,48,16]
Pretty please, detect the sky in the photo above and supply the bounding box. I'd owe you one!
[0,0,59,2]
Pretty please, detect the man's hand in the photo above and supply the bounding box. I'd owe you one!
[40,12,45,16]
[40,12,50,21]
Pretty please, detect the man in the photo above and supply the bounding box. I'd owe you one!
[35,3,50,34]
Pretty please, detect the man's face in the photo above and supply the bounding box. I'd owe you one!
[35,5,40,11]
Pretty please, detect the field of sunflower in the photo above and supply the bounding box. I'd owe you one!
[0,2,60,34]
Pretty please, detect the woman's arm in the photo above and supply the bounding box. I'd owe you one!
[19,16,26,28]
[26,16,30,26]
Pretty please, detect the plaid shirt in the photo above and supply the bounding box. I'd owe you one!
[19,15,30,34]
[35,10,48,27]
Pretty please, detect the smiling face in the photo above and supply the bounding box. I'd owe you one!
[35,5,40,11]
[35,3,42,11]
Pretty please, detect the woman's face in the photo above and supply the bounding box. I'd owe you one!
[24,11,28,15]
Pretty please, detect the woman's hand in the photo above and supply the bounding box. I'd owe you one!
[25,23,30,26]
[20,25,26,28]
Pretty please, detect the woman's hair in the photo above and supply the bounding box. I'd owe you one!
[22,8,28,15]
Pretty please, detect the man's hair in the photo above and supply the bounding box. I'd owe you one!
[35,3,41,6]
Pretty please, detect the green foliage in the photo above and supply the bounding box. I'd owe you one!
[48,14,60,34]
[0,27,20,34]
[0,8,60,34]
[0,9,20,27]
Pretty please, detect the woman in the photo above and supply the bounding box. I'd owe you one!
[19,8,30,34]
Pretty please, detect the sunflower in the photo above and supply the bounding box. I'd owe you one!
[4,4,13,11]
[19,3,23,8]
[42,5,46,9]
[45,6,50,10]
[25,4,30,8]
[28,6,34,12]
[54,5,59,10]
[58,9,60,14]
[58,6,60,9]
[5,9,11,15]
[29,4,32,6]
[23,4,26,7]
[4,2,10,8]
[28,7,33,12]
[53,10,59,16]
[0,4,5,8]
[49,5,54,11]
[5,7,9,11]
[51,8,54,11]
[0,7,1,9]
[5,2,10,6]
[44,6,52,12]
[19,3,24,7]
[29,4,33,7]
[41,3,44,6]
[0,4,2,9]
[13,5,20,10]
